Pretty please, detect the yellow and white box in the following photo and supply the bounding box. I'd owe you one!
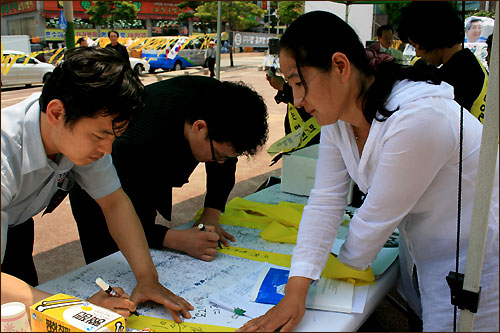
[30,293,125,332]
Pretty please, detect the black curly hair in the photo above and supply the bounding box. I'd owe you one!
[398,1,464,52]
[39,47,145,133]
[184,78,269,157]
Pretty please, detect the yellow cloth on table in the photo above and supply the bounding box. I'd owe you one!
[195,197,303,242]
[127,314,235,332]
[219,246,374,286]
[259,221,298,244]
[196,198,375,285]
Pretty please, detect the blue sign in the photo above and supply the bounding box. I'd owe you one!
[58,10,67,30]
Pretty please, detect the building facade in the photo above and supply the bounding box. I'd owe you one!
[1,1,202,47]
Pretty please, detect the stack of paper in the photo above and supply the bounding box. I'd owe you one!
[250,266,354,313]
[208,263,370,319]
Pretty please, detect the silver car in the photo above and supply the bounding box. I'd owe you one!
[1,50,55,88]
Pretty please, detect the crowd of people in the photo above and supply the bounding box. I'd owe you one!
[2,1,498,332]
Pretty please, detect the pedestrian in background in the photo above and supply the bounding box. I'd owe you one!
[106,30,129,60]
[206,40,216,78]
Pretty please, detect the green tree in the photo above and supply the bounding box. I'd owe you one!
[276,1,304,25]
[381,3,410,32]
[86,1,139,30]
[177,1,202,22]
[194,1,266,31]
[466,9,496,19]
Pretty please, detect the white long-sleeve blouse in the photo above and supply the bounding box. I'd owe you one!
[289,80,499,331]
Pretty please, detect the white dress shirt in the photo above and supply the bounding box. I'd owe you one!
[290,80,499,331]
[1,93,121,262]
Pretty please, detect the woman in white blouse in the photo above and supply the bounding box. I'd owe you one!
[239,11,498,332]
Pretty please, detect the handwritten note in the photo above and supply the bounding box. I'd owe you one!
[127,314,235,332]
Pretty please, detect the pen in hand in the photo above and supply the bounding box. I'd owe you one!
[198,223,223,249]
[95,277,140,316]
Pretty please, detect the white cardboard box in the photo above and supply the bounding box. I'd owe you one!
[281,144,319,196]
[281,144,355,202]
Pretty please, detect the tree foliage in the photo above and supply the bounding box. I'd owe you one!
[276,1,304,25]
[176,1,202,22]
[381,3,410,32]
[85,1,138,28]
[194,1,266,31]
[466,9,496,19]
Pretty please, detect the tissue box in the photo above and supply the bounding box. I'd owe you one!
[281,144,319,196]
[30,293,125,332]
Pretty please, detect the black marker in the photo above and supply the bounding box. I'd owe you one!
[197,223,223,249]
[95,277,140,316]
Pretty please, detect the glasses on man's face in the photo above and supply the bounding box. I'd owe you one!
[209,137,231,162]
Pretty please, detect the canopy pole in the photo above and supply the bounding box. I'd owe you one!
[216,1,223,80]
[458,3,499,331]
[345,1,350,23]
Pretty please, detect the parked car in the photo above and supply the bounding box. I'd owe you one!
[129,57,150,76]
[142,35,213,73]
[1,50,55,87]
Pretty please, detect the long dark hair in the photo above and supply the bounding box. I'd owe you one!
[279,11,441,123]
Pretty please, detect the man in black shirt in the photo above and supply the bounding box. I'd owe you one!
[105,30,129,60]
[69,76,269,264]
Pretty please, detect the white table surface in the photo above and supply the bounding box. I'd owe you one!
[37,185,400,331]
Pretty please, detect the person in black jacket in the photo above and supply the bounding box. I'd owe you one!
[398,1,488,123]
[69,76,268,264]
[105,30,129,60]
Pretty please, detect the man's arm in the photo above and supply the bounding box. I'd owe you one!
[203,159,238,246]
[0,273,137,318]
[1,273,52,308]
[95,187,193,323]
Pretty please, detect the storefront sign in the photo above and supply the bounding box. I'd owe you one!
[45,28,147,41]
[233,32,273,48]
[41,1,193,18]
[1,0,36,16]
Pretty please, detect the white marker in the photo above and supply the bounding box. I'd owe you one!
[95,277,139,316]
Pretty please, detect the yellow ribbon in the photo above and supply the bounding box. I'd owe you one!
[219,246,374,286]
[267,103,321,156]
[470,55,488,124]
[196,198,374,285]
[127,314,235,332]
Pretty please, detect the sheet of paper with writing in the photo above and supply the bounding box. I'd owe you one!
[36,225,296,330]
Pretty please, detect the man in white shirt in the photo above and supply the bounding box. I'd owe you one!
[1,47,193,322]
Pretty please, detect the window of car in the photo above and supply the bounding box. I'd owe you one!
[14,56,36,64]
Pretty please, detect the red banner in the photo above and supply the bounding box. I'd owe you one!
[41,1,193,18]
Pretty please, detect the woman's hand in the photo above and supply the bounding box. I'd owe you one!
[237,276,311,332]
[87,287,136,319]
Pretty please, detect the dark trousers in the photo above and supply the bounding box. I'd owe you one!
[69,183,119,264]
[2,218,39,286]
[207,57,216,77]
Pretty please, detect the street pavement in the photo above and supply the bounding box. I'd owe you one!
[1,51,408,331]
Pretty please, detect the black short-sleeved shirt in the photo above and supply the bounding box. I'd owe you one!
[439,48,488,122]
